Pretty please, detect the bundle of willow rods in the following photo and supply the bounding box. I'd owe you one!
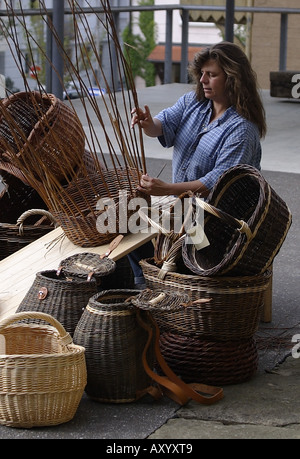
[0,0,148,246]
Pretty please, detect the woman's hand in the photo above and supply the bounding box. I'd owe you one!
[131,105,162,137]
[137,174,171,196]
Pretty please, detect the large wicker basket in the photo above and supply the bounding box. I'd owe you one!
[140,258,271,341]
[0,209,57,261]
[73,289,154,403]
[0,312,87,428]
[159,332,258,386]
[0,91,85,184]
[50,168,150,247]
[182,165,292,277]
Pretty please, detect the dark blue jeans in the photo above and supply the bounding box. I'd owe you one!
[127,241,154,286]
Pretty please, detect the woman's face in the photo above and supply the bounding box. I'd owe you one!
[200,59,228,105]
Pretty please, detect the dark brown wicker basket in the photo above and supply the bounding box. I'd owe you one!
[0,170,47,224]
[0,91,85,184]
[182,165,292,277]
[16,270,98,336]
[73,289,155,403]
[159,331,258,386]
[0,209,57,261]
[140,258,271,341]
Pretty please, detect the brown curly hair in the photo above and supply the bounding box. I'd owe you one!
[189,41,266,138]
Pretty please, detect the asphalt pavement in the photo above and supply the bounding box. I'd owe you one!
[0,85,299,440]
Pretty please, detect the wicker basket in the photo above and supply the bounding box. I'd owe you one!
[140,258,271,341]
[16,270,98,336]
[0,209,57,261]
[182,165,292,277]
[0,311,87,428]
[0,91,85,184]
[0,170,47,224]
[50,168,150,247]
[73,289,155,403]
[159,331,258,386]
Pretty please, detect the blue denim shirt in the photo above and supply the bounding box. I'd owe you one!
[155,92,262,190]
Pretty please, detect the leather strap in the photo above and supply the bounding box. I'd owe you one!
[136,309,224,406]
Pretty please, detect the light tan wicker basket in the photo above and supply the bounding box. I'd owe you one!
[0,312,87,428]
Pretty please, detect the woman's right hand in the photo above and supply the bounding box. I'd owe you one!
[131,105,162,137]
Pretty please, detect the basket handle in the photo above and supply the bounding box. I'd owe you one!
[193,196,252,239]
[0,312,73,346]
[17,209,58,236]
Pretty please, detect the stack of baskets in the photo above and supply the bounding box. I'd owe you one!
[140,165,292,385]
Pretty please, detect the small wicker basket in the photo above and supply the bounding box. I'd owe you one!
[0,312,87,428]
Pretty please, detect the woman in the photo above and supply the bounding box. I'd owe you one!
[129,41,266,287]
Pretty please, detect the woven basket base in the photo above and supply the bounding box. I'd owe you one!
[158,332,258,386]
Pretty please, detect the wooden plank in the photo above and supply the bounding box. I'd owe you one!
[0,226,157,320]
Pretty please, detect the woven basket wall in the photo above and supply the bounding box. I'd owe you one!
[16,270,98,336]
[73,289,155,403]
[140,258,271,341]
[182,164,292,277]
[159,331,258,386]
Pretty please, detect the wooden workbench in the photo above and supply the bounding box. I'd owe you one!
[0,226,157,320]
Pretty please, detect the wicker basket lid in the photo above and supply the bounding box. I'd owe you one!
[57,252,116,281]
[131,289,190,312]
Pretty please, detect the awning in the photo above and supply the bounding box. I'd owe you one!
[147,45,203,64]
[180,0,248,24]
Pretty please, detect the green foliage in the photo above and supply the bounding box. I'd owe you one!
[123,0,156,87]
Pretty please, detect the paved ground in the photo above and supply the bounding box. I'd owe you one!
[0,85,299,440]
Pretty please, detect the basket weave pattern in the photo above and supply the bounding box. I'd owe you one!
[159,332,258,386]
[140,258,271,341]
[0,91,85,183]
[73,290,154,403]
[16,270,98,336]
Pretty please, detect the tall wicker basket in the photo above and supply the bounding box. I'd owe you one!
[0,312,87,428]
[73,289,154,403]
